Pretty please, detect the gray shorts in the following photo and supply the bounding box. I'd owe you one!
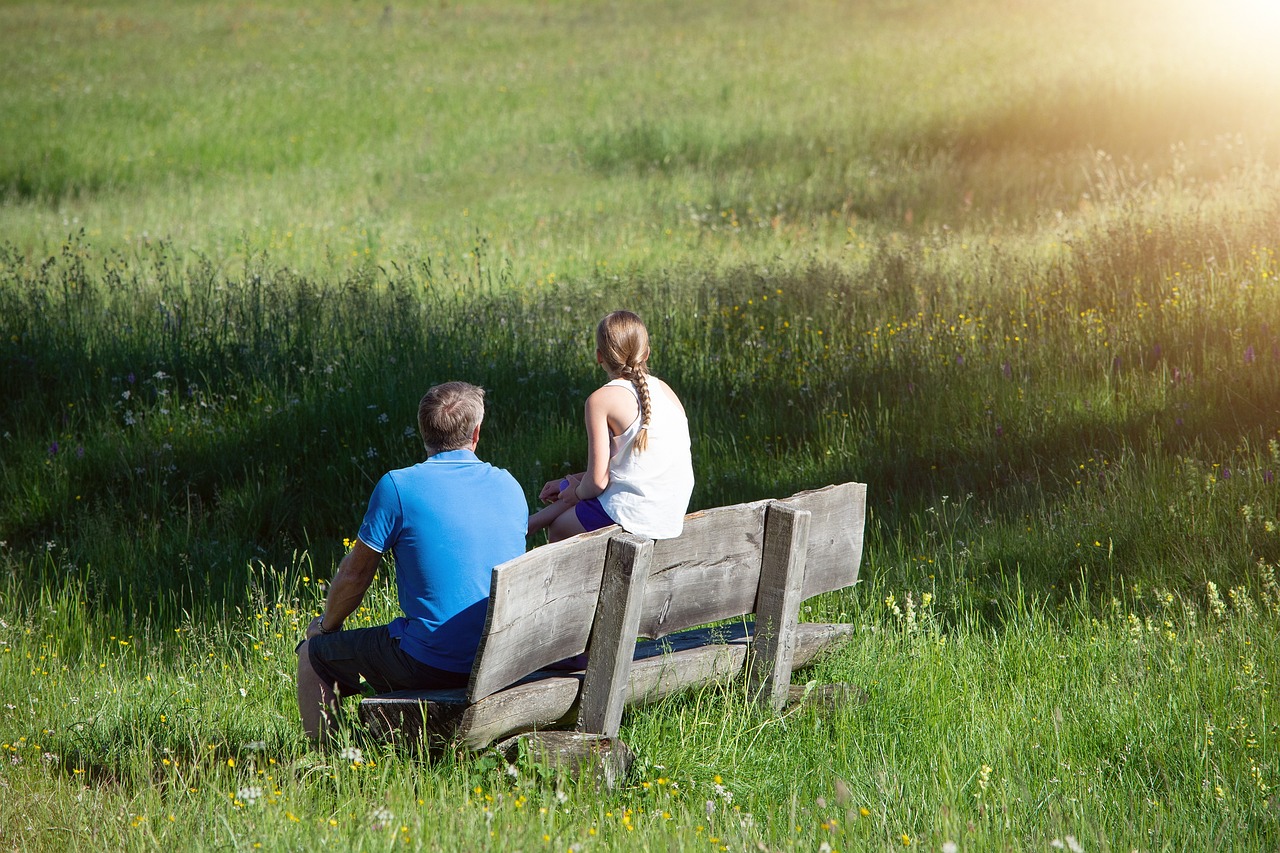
[306,624,469,696]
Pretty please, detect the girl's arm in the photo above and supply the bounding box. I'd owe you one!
[576,389,616,500]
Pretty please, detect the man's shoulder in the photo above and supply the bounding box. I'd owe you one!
[387,458,521,492]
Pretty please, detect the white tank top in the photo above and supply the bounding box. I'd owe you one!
[597,377,694,539]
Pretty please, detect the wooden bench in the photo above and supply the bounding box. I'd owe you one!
[359,482,866,777]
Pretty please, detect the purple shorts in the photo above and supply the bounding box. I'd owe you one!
[558,478,616,532]
[575,497,616,532]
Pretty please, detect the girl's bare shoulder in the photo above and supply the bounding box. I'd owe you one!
[585,381,636,409]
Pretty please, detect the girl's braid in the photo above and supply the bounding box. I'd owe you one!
[626,362,653,453]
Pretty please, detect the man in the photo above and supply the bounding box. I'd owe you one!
[296,381,527,742]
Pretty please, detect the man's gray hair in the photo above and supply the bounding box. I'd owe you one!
[418,382,485,453]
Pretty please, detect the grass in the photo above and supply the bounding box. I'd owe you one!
[5,565,1280,849]
[4,0,1280,848]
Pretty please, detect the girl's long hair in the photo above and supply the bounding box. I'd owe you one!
[596,310,652,452]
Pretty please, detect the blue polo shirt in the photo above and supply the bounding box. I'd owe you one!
[357,449,527,673]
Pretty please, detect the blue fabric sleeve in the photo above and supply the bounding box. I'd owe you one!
[357,473,402,554]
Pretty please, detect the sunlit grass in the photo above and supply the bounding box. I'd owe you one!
[3,0,1277,279]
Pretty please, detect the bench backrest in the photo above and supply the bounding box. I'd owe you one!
[640,482,865,639]
[467,526,616,702]
[782,482,867,601]
[467,481,867,704]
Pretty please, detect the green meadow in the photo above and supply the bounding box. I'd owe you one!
[3,0,1280,848]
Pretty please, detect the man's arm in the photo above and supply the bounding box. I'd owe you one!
[305,540,382,639]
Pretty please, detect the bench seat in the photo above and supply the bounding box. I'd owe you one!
[361,618,856,749]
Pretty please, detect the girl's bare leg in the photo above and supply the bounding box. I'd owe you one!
[528,498,572,536]
[548,506,588,542]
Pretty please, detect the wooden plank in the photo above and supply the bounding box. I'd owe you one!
[627,642,748,705]
[360,671,586,751]
[748,503,810,712]
[456,674,583,749]
[632,621,852,668]
[780,483,867,600]
[358,688,469,748]
[792,621,856,667]
[637,500,769,639]
[468,527,614,702]
[577,534,653,737]
[627,621,853,707]
[360,622,856,750]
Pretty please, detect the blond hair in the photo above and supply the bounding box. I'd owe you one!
[596,310,653,452]
[418,382,485,454]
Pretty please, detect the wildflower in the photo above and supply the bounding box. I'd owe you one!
[1206,582,1226,617]
[1228,586,1255,616]
[340,746,364,764]
[975,763,993,798]
[237,786,263,805]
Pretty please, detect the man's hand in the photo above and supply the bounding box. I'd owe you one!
[539,479,563,504]
[309,540,381,640]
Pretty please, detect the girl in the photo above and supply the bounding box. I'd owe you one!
[529,310,694,542]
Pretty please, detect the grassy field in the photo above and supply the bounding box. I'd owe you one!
[4,0,1280,849]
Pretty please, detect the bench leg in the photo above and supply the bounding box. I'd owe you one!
[359,694,469,755]
[494,731,635,790]
[576,534,653,738]
[750,503,811,712]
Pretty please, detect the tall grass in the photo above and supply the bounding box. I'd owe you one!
[4,560,1279,850]
[5,193,1279,607]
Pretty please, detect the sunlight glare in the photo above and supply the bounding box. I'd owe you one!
[1164,0,1280,77]
[1190,0,1280,44]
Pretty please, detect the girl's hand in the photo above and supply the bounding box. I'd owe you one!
[560,473,583,506]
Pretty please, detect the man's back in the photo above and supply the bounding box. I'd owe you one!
[358,448,527,673]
